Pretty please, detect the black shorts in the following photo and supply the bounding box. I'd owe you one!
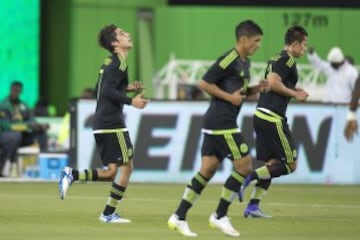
[93,129,134,165]
[201,129,250,161]
[253,109,297,163]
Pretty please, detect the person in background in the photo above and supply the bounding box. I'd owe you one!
[0,110,21,177]
[58,24,149,224]
[57,87,96,150]
[33,96,57,117]
[239,25,309,218]
[0,81,49,151]
[344,74,360,142]
[168,20,266,237]
[80,87,96,99]
[307,46,358,103]
[345,55,355,66]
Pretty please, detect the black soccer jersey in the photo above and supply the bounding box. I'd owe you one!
[257,50,298,117]
[93,53,132,130]
[202,48,251,130]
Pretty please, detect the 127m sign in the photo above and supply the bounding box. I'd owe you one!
[283,12,328,27]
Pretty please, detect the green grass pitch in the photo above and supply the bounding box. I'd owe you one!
[0,182,359,240]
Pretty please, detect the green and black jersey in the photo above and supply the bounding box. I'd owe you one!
[257,50,298,117]
[93,53,132,130]
[202,48,251,130]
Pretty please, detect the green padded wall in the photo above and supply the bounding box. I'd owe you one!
[55,3,360,113]
[69,0,165,100]
[154,7,359,69]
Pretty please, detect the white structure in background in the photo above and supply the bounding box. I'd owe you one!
[153,56,327,101]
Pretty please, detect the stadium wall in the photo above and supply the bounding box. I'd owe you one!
[154,7,360,69]
[72,100,360,185]
[41,1,360,114]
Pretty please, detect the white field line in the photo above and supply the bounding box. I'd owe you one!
[1,193,359,209]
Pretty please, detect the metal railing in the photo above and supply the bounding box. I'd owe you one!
[153,57,330,101]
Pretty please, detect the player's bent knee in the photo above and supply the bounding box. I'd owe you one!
[104,167,118,180]
[233,155,252,174]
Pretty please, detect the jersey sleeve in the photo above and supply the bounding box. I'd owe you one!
[272,55,295,81]
[203,50,238,84]
[100,70,132,105]
[202,60,230,84]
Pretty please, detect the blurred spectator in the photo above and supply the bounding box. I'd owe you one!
[0,110,22,177]
[81,87,96,99]
[33,96,57,117]
[57,87,96,150]
[345,55,355,65]
[0,81,49,151]
[344,68,360,142]
[177,84,204,100]
[307,47,358,103]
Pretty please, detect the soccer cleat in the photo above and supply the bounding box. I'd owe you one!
[244,204,272,218]
[58,166,74,200]
[209,213,240,237]
[99,213,132,223]
[168,214,198,237]
[238,175,252,202]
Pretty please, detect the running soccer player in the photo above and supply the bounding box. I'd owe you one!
[239,25,309,218]
[58,24,149,223]
[168,20,267,237]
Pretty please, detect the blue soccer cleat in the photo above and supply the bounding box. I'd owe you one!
[99,213,131,223]
[244,204,272,218]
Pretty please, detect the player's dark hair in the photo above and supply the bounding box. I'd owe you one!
[285,25,308,45]
[235,20,263,40]
[11,81,23,89]
[98,24,118,53]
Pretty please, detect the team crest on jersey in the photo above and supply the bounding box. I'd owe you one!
[128,148,133,158]
[240,143,248,153]
[293,149,297,158]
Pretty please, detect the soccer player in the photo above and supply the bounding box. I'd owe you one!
[58,24,149,223]
[344,74,360,141]
[168,20,266,237]
[238,26,309,218]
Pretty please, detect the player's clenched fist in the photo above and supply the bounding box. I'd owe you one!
[344,120,358,142]
[131,92,149,109]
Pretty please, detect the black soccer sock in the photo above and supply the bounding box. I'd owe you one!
[175,172,209,220]
[72,169,98,181]
[216,171,245,218]
[249,179,271,206]
[71,169,79,180]
[103,183,126,216]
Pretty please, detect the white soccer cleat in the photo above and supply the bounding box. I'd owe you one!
[58,166,74,200]
[168,214,198,237]
[209,213,240,237]
[99,213,132,223]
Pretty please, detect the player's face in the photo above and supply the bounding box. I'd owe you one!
[10,85,22,100]
[244,35,262,56]
[293,36,308,58]
[114,28,133,49]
